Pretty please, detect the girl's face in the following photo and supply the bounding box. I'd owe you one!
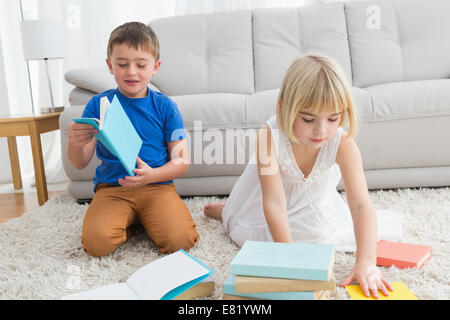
[292,109,343,150]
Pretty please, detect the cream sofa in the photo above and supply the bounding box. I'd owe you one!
[60,0,450,200]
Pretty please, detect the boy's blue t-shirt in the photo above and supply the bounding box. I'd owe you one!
[82,87,186,192]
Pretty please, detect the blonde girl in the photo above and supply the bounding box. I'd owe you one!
[204,54,403,298]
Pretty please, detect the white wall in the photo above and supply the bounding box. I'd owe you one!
[0,33,13,184]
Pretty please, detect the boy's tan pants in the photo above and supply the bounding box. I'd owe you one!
[81,183,199,257]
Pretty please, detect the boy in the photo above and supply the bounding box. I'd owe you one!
[67,22,199,257]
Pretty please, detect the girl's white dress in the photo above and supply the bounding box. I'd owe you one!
[222,115,403,252]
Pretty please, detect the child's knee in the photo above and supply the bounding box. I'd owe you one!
[157,227,200,254]
[81,225,126,257]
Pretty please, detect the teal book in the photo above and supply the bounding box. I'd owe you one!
[61,249,214,300]
[222,275,328,300]
[231,241,335,281]
[73,95,143,177]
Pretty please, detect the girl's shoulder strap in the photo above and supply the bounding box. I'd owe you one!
[324,127,343,167]
[266,114,278,130]
[265,114,282,160]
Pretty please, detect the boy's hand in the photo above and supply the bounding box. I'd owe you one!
[339,262,393,299]
[118,157,155,187]
[68,122,97,147]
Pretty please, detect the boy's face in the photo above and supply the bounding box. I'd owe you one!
[106,43,161,99]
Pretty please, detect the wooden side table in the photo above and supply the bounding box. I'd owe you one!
[0,112,62,206]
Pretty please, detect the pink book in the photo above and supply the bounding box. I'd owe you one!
[376,240,432,269]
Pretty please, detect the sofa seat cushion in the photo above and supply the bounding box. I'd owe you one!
[365,79,450,119]
[355,79,450,170]
[172,93,247,130]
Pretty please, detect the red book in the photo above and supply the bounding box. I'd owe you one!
[376,240,432,269]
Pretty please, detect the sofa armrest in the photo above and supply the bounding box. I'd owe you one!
[65,68,162,94]
[59,105,101,182]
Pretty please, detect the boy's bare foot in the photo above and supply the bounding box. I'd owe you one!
[204,202,226,221]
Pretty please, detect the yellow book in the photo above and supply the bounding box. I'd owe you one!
[345,281,418,300]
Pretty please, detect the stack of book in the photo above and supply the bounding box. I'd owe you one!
[222,241,336,300]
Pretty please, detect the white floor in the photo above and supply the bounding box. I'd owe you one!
[0,180,69,194]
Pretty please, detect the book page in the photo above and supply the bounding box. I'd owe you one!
[126,251,211,300]
[61,283,138,300]
[99,96,110,130]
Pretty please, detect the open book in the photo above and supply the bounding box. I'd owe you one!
[62,250,214,300]
[73,95,143,177]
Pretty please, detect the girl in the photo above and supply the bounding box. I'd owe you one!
[204,54,403,298]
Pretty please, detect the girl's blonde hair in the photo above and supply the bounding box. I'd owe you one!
[276,54,357,143]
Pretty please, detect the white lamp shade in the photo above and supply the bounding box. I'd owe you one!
[20,20,65,60]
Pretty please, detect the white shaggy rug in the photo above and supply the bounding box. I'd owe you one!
[0,187,449,300]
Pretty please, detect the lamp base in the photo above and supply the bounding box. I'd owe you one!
[40,106,65,114]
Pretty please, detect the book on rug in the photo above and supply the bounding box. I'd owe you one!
[222,275,330,300]
[234,273,336,293]
[345,281,418,300]
[61,249,214,300]
[376,240,432,269]
[231,241,335,281]
[73,95,143,177]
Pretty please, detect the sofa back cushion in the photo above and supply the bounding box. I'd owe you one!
[252,3,353,92]
[345,0,450,87]
[149,10,254,96]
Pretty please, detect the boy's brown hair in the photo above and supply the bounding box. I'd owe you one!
[107,22,160,60]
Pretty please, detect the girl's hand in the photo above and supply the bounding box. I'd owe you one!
[118,157,155,187]
[339,262,393,299]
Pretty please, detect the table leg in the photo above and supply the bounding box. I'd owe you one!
[6,136,23,189]
[28,121,48,206]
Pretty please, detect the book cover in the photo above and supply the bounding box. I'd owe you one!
[235,274,336,293]
[61,250,214,300]
[73,95,143,177]
[345,281,418,300]
[222,275,329,300]
[376,240,432,269]
[231,241,334,281]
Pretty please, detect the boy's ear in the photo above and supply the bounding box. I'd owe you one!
[152,60,162,76]
[106,58,113,74]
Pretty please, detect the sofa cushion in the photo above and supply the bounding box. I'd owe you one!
[392,0,450,81]
[356,79,450,169]
[252,3,352,92]
[150,10,254,96]
[345,0,450,87]
[366,79,450,118]
[65,68,161,95]
[171,93,247,130]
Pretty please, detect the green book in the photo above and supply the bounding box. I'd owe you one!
[231,241,335,281]
[73,95,142,177]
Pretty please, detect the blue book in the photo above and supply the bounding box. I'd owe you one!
[222,275,328,300]
[73,95,143,177]
[61,249,214,300]
[231,241,335,281]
